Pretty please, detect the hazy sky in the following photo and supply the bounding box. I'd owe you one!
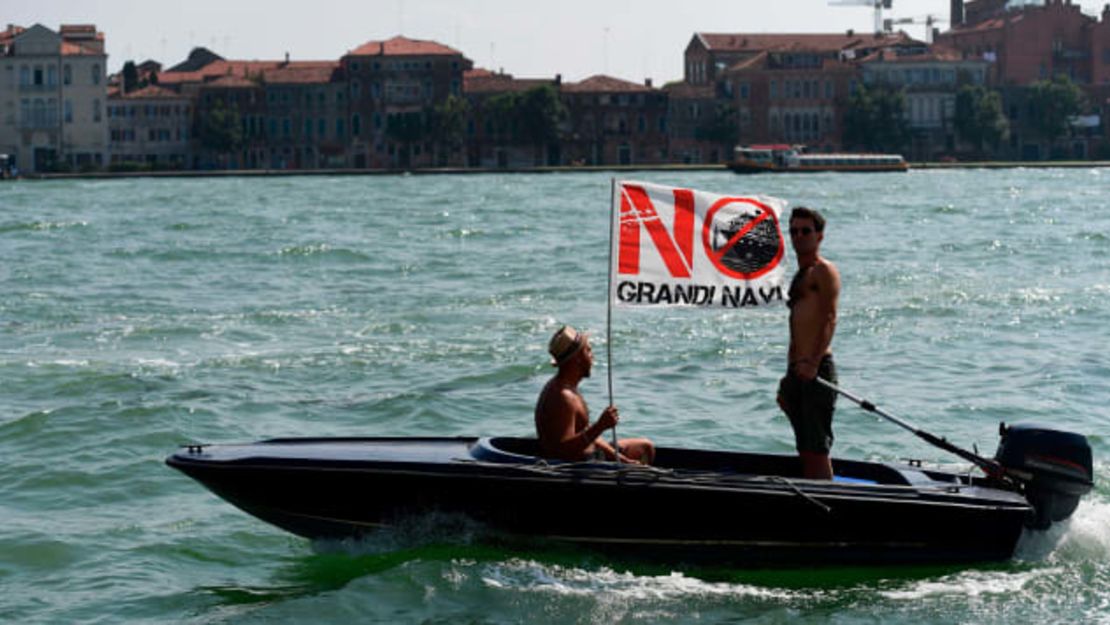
[12,1,1110,83]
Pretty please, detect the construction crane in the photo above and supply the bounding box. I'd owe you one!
[829,0,894,36]
[884,14,948,43]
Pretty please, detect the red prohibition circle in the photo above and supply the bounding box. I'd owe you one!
[701,197,784,280]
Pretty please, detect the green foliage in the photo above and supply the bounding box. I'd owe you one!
[954,84,1009,153]
[482,85,566,145]
[385,111,427,144]
[842,85,910,152]
[122,61,139,94]
[1027,75,1086,145]
[517,85,566,146]
[694,104,738,146]
[430,95,469,150]
[196,99,244,156]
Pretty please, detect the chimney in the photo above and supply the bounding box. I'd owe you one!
[284,51,289,66]
[951,0,964,26]
[847,28,855,37]
[645,77,653,88]
[555,73,562,85]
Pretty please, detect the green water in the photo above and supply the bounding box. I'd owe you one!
[1,169,1107,623]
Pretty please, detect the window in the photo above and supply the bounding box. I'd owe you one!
[47,65,56,87]
[34,66,43,85]
[19,65,29,86]
[739,82,750,99]
[352,113,361,136]
[92,64,100,85]
[93,99,101,122]
[64,99,72,123]
[318,118,326,136]
[335,118,345,138]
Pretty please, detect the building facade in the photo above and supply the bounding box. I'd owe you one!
[939,0,1110,86]
[341,36,472,168]
[559,75,668,166]
[0,23,108,173]
[107,85,192,168]
[860,43,989,159]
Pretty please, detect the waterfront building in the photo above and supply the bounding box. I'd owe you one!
[107,84,192,169]
[462,68,562,167]
[663,81,726,163]
[341,36,472,168]
[939,1,1110,159]
[940,0,1110,86]
[859,42,989,159]
[559,75,668,166]
[684,32,911,151]
[0,23,108,173]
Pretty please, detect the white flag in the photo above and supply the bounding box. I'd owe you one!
[610,180,787,309]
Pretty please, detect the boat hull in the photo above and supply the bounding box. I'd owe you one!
[167,437,1032,565]
[727,162,909,174]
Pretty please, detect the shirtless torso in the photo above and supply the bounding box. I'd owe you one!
[788,259,840,375]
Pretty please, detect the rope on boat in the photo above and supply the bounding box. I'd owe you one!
[766,476,832,514]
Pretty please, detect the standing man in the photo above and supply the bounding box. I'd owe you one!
[778,207,840,480]
[534,325,655,464]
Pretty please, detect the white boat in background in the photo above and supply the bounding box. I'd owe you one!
[728,144,908,173]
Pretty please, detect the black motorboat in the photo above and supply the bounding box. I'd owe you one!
[167,419,1093,566]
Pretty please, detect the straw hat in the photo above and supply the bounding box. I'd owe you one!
[548,325,586,366]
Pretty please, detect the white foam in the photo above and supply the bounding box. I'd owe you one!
[479,559,793,602]
[1045,498,1110,563]
[878,567,1056,601]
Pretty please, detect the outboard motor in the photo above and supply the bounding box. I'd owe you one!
[995,423,1094,529]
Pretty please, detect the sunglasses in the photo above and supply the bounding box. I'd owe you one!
[789,226,814,236]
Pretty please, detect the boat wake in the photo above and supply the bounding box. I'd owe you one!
[309,510,493,556]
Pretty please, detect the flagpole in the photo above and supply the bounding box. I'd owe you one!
[606,178,619,459]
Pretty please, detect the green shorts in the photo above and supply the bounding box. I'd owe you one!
[778,355,837,454]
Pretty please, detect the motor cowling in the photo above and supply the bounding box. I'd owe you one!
[995,422,1094,529]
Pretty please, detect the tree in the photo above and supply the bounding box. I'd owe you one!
[954,84,1009,155]
[480,86,567,165]
[695,103,739,148]
[843,85,910,153]
[196,98,244,167]
[1026,75,1085,152]
[517,85,566,164]
[122,61,139,94]
[429,95,470,165]
[385,111,427,167]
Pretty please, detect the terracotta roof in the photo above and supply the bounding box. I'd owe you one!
[948,13,1020,33]
[562,75,654,93]
[348,35,461,57]
[698,32,910,53]
[0,25,25,43]
[158,60,280,85]
[728,51,769,72]
[858,44,967,64]
[158,59,337,85]
[662,82,716,99]
[263,62,341,84]
[203,74,259,88]
[463,69,555,94]
[61,41,103,56]
[115,85,188,100]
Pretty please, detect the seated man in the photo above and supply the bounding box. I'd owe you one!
[534,325,655,464]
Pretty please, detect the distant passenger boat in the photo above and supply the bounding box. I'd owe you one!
[728,144,908,174]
